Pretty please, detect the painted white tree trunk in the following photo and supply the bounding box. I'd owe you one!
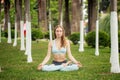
[0,67,1,72]
[25,21,32,63]
[110,11,120,73]
[0,24,1,43]
[95,20,99,56]
[20,20,25,50]
[79,20,84,52]
[13,21,17,46]
[49,22,52,42]
[25,22,28,55]
[49,10,52,41]
[7,22,12,43]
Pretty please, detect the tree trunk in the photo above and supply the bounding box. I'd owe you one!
[38,0,47,31]
[7,10,12,43]
[79,0,84,52]
[24,0,26,22]
[88,0,97,31]
[110,0,120,73]
[71,0,80,33]
[95,0,99,56]
[13,16,17,46]
[4,0,10,31]
[13,0,18,46]
[48,0,52,41]
[0,0,1,43]
[64,0,71,36]
[16,0,20,37]
[20,0,25,50]
[4,0,12,43]
[25,0,32,63]
[58,0,63,26]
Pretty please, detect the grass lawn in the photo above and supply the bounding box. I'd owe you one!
[0,38,120,80]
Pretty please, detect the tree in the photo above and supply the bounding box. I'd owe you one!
[4,0,9,30]
[48,0,52,41]
[88,0,97,31]
[13,0,19,46]
[4,0,12,43]
[25,0,32,63]
[20,0,25,50]
[0,0,1,43]
[79,0,84,52]
[64,0,71,36]
[58,0,63,26]
[71,0,80,33]
[38,0,47,31]
[110,0,120,73]
[95,0,100,56]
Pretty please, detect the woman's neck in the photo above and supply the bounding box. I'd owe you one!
[55,38,61,42]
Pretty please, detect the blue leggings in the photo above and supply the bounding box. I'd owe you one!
[41,61,79,71]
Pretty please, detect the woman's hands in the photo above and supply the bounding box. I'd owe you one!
[76,62,82,68]
[37,64,43,70]
[62,61,83,68]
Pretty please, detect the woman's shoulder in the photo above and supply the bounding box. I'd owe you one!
[64,38,69,42]
[48,40,53,47]
[65,39,70,45]
[48,40,55,46]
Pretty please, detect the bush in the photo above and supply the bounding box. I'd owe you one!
[68,32,80,45]
[32,28,43,41]
[3,29,15,39]
[85,31,109,47]
[1,31,5,37]
[44,31,54,39]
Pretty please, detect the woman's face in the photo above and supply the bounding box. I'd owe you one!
[55,27,63,38]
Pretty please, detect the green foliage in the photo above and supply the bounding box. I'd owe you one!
[44,31,54,39]
[117,1,120,14]
[85,31,109,47]
[68,32,80,45]
[100,0,110,12]
[9,2,15,29]
[3,29,15,39]
[85,31,95,47]
[31,0,38,28]
[99,14,110,34]
[44,31,49,39]
[32,28,43,41]
[99,31,110,47]
[50,1,59,26]
[1,31,5,37]
[99,14,120,35]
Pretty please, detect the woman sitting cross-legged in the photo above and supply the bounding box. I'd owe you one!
[37,25,82,71]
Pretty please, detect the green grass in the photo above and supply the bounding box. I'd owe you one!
[0,38,120,80]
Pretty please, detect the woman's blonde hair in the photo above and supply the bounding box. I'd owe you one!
[54,25,66,47]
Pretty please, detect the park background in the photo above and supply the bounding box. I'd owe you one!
[0,0,120,80]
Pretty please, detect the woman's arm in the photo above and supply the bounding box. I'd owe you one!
[37,41,52,70]
[66,40,82,67]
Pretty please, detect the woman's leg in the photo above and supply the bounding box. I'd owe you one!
[60,64,79,71]
[42,64,62,71]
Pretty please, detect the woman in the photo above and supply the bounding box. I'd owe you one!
[37,25,82,71]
